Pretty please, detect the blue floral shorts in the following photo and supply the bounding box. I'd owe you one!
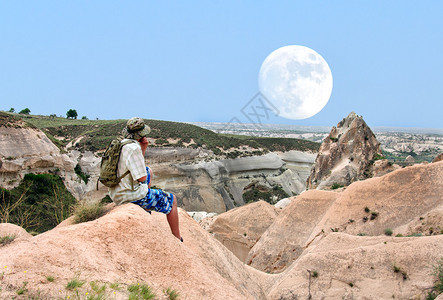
[131,167,174,214]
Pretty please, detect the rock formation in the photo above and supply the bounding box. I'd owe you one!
[405,154,416,164]
[247,160,443,274]
[307,112,384,189]
[207,200,280,262]
[0,118,81,196]
[162,151,314,213]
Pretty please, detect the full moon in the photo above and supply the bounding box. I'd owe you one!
[258,45,333,120]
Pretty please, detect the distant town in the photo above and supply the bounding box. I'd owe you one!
[191,122,443,163]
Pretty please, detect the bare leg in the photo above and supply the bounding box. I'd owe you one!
[166,195,181,240]
[147,168,153,189]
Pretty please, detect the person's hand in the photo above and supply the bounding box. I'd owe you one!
[139,137,149,155]
[139,137,149,145]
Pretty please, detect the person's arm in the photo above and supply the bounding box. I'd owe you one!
[137,137,149,182]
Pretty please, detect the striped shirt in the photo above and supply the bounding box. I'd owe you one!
[108,139,148,205]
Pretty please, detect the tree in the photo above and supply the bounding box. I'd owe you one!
[66,109,78,119]
[19,108,30,115]
[8,108,15,113]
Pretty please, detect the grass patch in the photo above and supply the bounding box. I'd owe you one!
[427,258,443,299]
[19,114,320,155]
[66,277,85,290]
[73,202,106,224]
[109,282,120,291]
[128,283,156,300]
[164,287,180,300]
[87,281,107,299]
[46,275,55,282]
[0,234,16,246]
[16,281,28,295]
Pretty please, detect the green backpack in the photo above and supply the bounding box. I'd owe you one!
[98,139,136,188]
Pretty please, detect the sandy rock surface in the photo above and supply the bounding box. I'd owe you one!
[208,201,280,262]
[0,205,269,299]
[247,161,443,275]
[0,223,33,241]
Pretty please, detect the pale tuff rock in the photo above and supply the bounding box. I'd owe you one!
[372,158,401,177]
[158,151,313,213]
[405,154,416,163]
[274,197,292,209]
[187,211,218,222]
[246,190,339,273]
[0,223,32,241]
[247,160,443,274]
[207,200,280,262]
[0,125,95,199]
[0,205,268,299]
[307,112,384,189]
[268,233,443,300]
[433,152,443,163]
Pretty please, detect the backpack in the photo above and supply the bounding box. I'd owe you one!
[97,139,136,188]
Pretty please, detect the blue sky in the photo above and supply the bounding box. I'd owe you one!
[1,1,442,128]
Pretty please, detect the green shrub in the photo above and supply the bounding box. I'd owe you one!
[331,183,344,190]
[370,211,379,220]
[373,153,386,161]
[0,173,76,233]
[74,164,90,184]
[242,184,289,205]
[384,228,393,236]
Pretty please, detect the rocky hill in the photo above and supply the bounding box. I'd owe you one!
[1,160,442,299]
[0,112,318,213]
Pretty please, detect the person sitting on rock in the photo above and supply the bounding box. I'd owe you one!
[108,117,182,241]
